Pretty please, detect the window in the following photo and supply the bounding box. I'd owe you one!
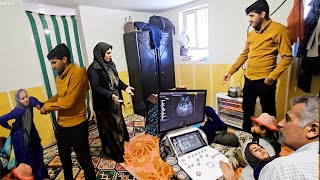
[304,0,312,18]
[180,5,208,61]
[183,6,208,49]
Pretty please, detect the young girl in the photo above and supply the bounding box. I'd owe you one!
[244,142,278,180]
[219,142,278,180]
[0,89,49,180]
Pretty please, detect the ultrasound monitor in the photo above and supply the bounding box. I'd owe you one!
[158,90,207,133]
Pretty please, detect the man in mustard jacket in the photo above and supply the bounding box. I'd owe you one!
[40,44,95,180]
[222,0,292,133]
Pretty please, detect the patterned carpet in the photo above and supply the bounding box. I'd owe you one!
[43,114,145,180]
[122,134,175,180]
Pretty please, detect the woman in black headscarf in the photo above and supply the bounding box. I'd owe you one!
[244,142,278,180]
[87,42,134,163]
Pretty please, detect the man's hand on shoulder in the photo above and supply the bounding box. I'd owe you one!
[264,77,275,86]
[40,105,49,114]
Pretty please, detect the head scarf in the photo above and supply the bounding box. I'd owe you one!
[15,89,28,110]
[244,142,265,168]
[15,89,32,146]
[93,42,120,96]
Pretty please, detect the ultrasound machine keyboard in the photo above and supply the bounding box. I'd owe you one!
[166,127,229,180]
[178,146,228,180]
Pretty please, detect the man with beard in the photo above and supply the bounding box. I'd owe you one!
[219,95,319,180]
[40,44,95,180]
[222,0,292,133]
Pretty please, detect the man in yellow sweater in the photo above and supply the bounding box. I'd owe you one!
[40,44,95,179]
[222,0,292,133]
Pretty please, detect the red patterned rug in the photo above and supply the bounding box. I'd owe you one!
[41,114,146,180]
[2,114,173,180]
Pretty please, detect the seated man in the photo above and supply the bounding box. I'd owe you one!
[220,95,319,180]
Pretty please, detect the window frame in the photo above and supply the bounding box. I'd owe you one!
[182,5,208,50]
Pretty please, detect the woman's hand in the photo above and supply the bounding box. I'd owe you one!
[36,104,41,110]
[112,94,123,104]
[125,86,134,96]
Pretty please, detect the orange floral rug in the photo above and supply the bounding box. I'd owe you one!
[121,133,175,180]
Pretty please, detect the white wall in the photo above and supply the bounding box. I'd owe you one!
[76,6,154,71]
[0,1,154,92]
[0,0,43,92]
[24,3,75,15]
[0,0,294,92]
[160,0,294,64]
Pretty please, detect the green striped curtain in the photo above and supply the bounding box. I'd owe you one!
[25,11,93,129]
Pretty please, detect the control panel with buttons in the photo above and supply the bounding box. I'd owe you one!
[165,127,228,180]
[177,146,228,180]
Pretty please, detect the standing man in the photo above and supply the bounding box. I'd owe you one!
[40,44,95,179]
[222,0,293,132]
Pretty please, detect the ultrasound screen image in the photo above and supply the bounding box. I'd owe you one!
[176,96,193,117]
[159,90,206,133]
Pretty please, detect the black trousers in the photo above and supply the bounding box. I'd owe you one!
[242,76,277,133]
[55,120,96,180]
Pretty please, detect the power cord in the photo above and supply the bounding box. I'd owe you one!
[269,0,288,17]
[246,0,288,35]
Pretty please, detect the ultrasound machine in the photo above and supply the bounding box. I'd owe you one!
[158,90,228,180]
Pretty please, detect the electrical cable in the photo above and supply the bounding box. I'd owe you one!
[269,0,288,17]
[246,0,288,35]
